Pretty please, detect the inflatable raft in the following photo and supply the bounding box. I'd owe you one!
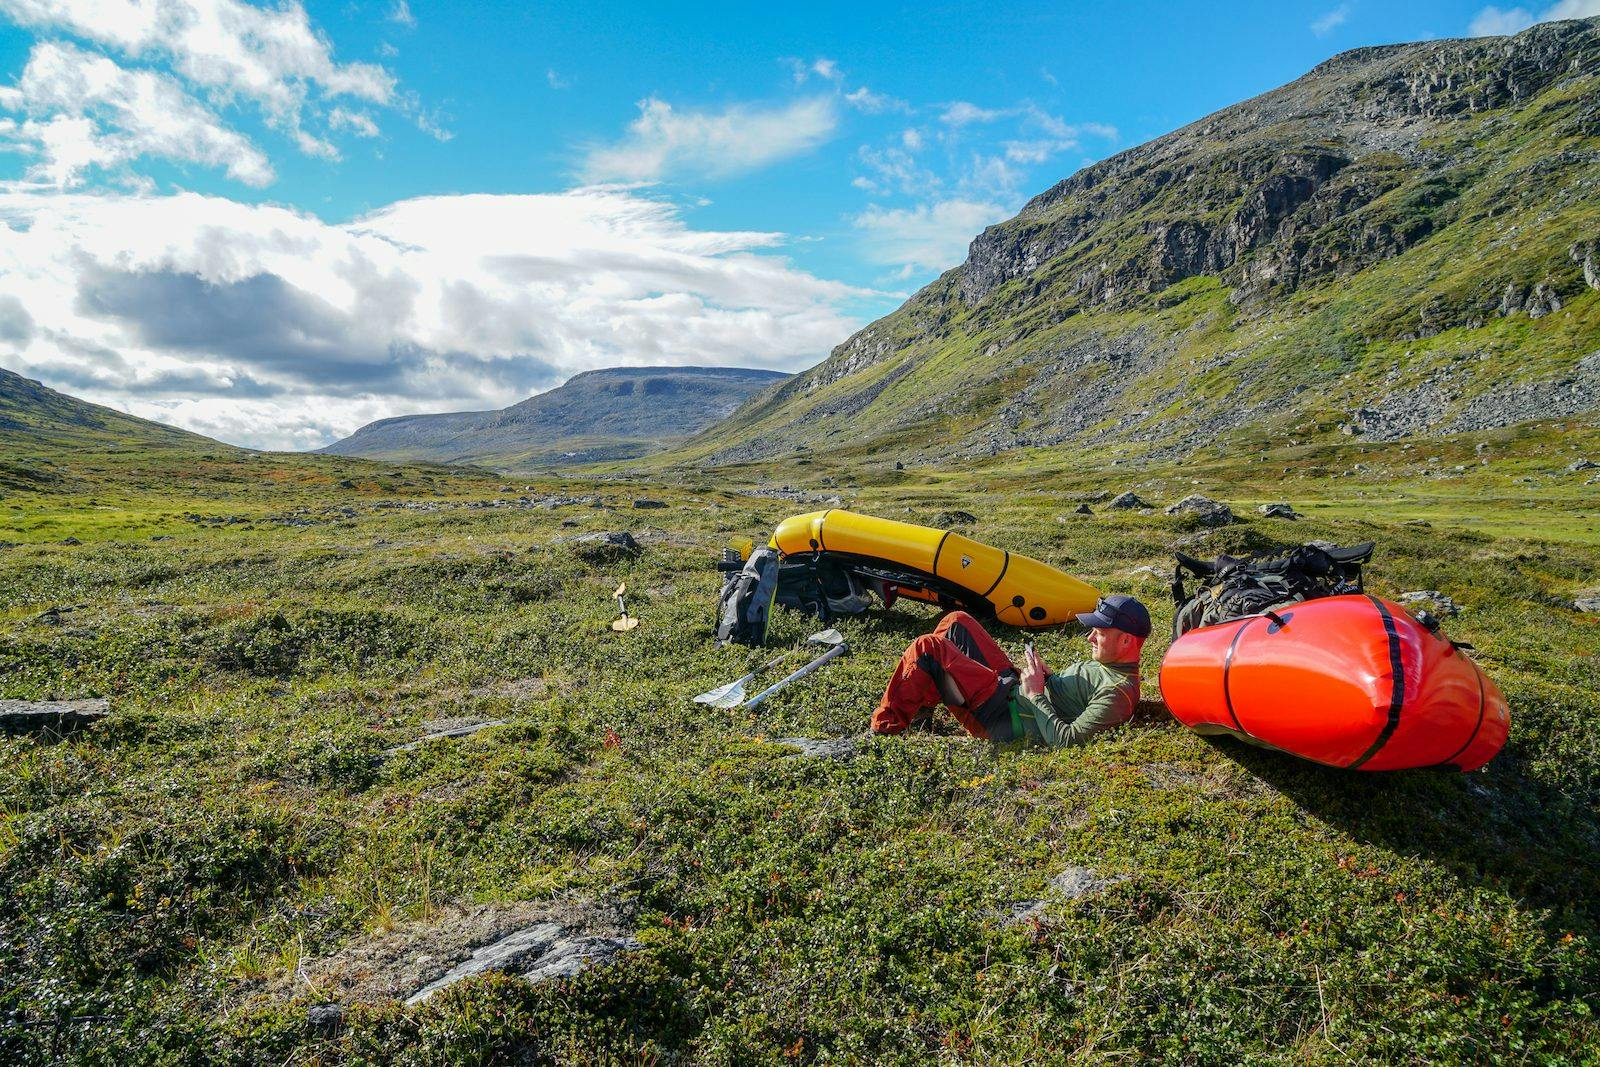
[1159,595,1508,771]
[769,510,1099,628]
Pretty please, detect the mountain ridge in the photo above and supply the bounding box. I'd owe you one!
[321,365,790,469]
[666,18,1600,469]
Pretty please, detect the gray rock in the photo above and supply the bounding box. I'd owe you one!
[572,531,641,562]
[384,719,507,755]
[520,935,642,983]
[772,735,860,760]
[1165,495,1234,526]
[0,698,110,735]
[632,499,668,509]
[934,509,978,528]
[1574,597,1600,613]
[405,923,639,1005]
[1400,590,1460,616]
[1107,491,1150,510]
[1567,459,1599,472]
[59,537,81,545]
[306,1004,343,1036]
[1073,503,1093,515]
[1257,502,1301,519]
[1008,866,1125,924]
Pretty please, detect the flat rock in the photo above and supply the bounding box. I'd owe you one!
[1574,597,1600,613]
[0,698,109,735]
[1007,866,1125,924]
[632,499,668,509]
[405,923,639,1005]
[771,735,860,760]
[1400,590,1460,616]
[1107,491,1150,510]
[1567,459,1599,472]
[1166,495,1235,526]
[1257,502,1301,519]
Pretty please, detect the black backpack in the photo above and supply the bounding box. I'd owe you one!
[716,547,783,646]
[714,547,874,646]
[1171,541,1374,638]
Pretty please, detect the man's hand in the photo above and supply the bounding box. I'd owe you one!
[1019,643,1050,697]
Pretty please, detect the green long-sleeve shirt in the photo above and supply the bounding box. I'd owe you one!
[1007,660,1139,748]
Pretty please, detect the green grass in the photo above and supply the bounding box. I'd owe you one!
[1,437,1597,1063]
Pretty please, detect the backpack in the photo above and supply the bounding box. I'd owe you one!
[1171,541,1374,638]
[714,547,874,646]
[716,546,783,646]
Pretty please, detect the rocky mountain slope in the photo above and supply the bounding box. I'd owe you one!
[322,366,789,469]
[674,18,1600,469]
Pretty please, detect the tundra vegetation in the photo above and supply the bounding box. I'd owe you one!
[1,419,1597,1064]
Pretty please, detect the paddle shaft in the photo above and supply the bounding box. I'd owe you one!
[744,642,848,709]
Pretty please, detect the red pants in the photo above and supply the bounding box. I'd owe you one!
[873,611,1018,738]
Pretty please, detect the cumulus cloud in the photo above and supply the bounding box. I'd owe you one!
[0,40,273,186]
[581,95,838,183]
[0,187,875,449]
[1470,0,1600,36]
[0,0,403,155]
[851,199,1010,276]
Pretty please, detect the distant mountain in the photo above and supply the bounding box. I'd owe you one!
[320,365,790,468]
[671,19,1600,468]
[0,365,220,452]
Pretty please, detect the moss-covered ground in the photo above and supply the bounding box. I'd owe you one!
[2,434,1597,1064]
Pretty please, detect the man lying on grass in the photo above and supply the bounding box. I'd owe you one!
[871,595,1151,746]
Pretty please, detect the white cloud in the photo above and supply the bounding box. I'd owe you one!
[546,68,570,90]
[0,0,398,150]
[581,95,838,183]
[388,0,414,27]
[844,86,906,114]
[328,106,378,138]
[852,198,1010,275]
[1469,0,1600,35]
[811,57,842,82]
[0,186,876,449]
[939,101,1007,126]
[1311,4,1351,35]
[0,40,273,186]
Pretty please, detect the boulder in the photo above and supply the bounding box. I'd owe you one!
[934,509,978,528]
[631,499,668,509]
[1072,503,1093,515]
[1574,597,1600,614]
[1257,503,1301,519]
[1107,491,1150,510]
[1567,459,1599,473]
[1166,495,1235,526]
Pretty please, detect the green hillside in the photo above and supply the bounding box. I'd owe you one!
[660,19,1600,471]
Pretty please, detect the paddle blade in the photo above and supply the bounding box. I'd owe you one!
[611,616,639,632]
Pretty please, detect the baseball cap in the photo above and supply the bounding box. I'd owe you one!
[1076,594,1152,638]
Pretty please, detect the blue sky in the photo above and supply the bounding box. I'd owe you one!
[0,0,1593,448]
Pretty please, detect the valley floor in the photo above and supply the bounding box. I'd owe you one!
[1,437,1597,1064]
